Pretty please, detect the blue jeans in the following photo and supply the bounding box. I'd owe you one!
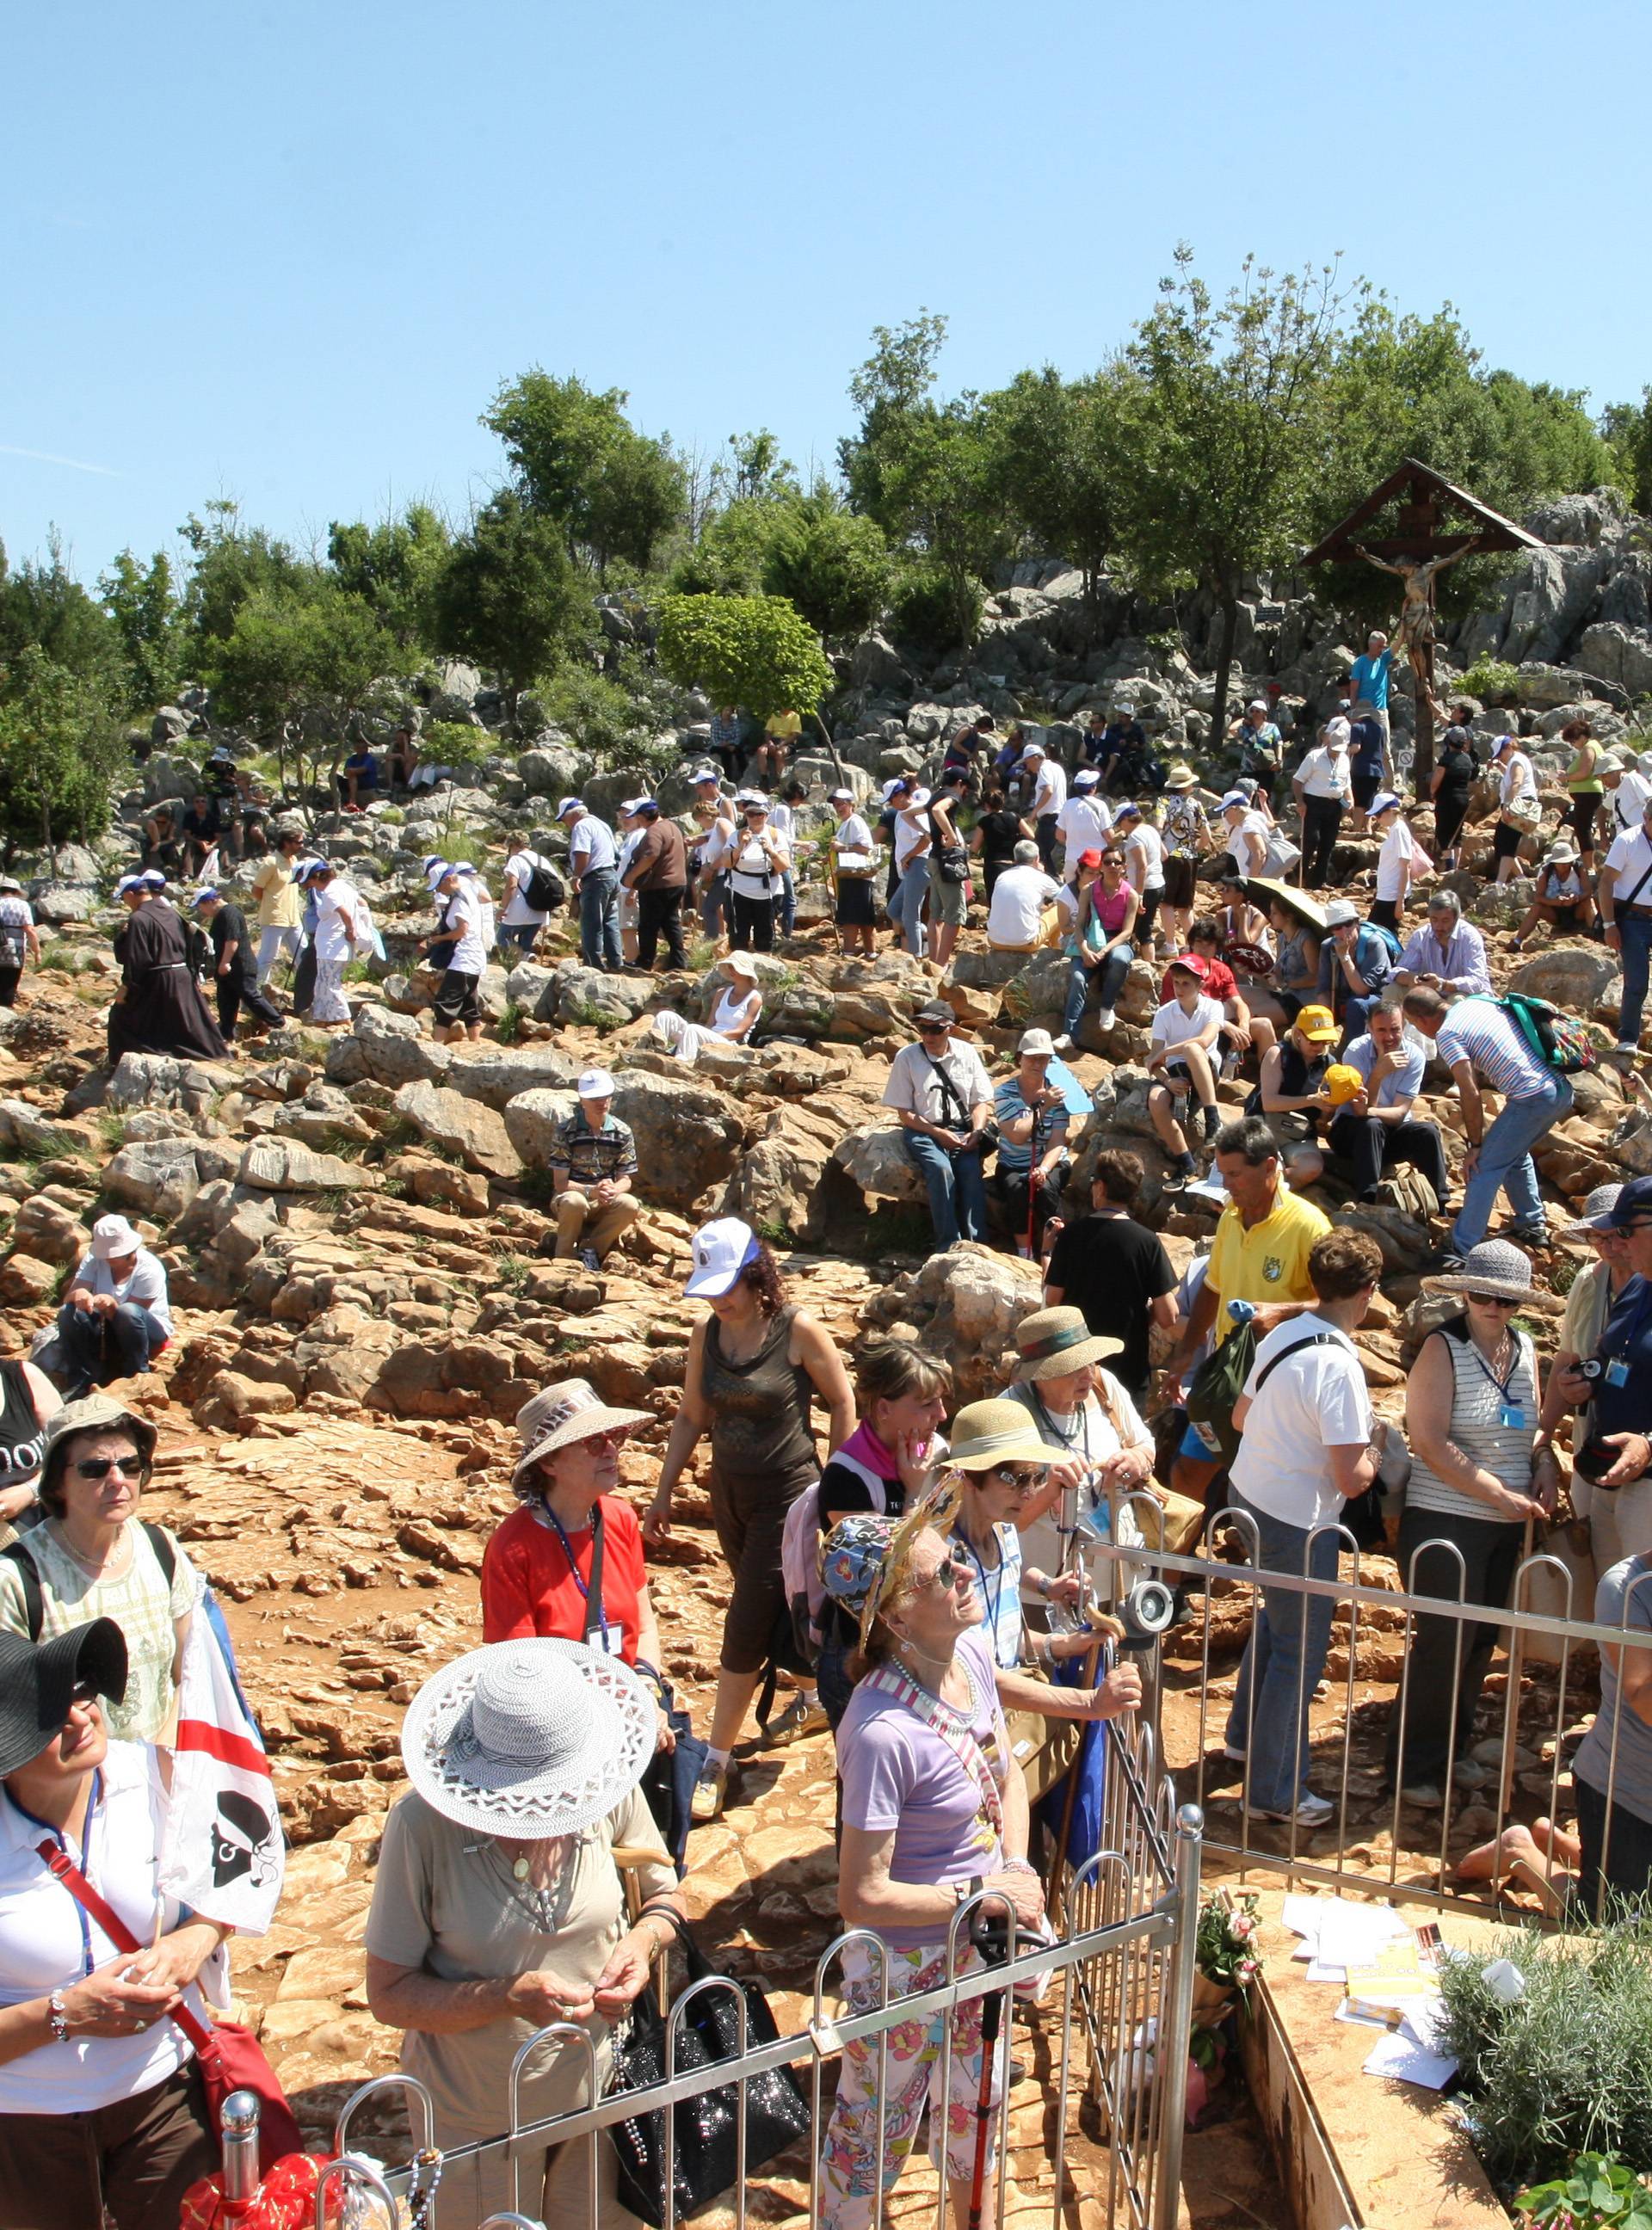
[1224,1491,1340,1815]
[1618,912,1652,1046]
[53,1301,167,1393]
[497,920,540,954]
[577,870,621,970]
[894,859,929,958]
[1064,946,1131,1035]
[1452,1071,1572,1250]
[902,1131,987,1247]
[1335,993,1381,1053]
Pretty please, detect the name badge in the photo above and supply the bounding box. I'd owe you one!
[587,1623,617,1656]
[1606,1359,1631,1389]
[1499,1405,1527,1431]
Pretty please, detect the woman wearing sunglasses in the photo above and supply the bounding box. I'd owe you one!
[1386,1241,1558,1808]
[816,1485,1044,2230]
[0,1398,194,1745]
[0,1617,232,2229]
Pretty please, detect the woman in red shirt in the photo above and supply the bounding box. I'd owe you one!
[482,1379,674,1753]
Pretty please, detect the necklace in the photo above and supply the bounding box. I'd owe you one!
[484,1836,576,1933]
[51,1521,126,1580]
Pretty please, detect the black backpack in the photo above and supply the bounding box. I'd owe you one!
[521,853,565,911]
[3,1522,176,1640]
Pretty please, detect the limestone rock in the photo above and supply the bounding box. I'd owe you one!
[391,1081,522,1180]
[441,1045,585,1112]
[237,1140,380,1194]
[12,1192,90,1266]
[832,1124,925,1207]
[107,1052,237,1115]
[866,1243,1044,1402]
[0,1100,83,1159]
[1507,946,1620,1014]
[102,1137,204,1221]
[324,1006,452,1091]
[0,1253,59,1305]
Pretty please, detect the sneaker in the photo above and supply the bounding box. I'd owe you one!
[1166,1154,1198,1187]
[1508,1222,1550,1247]
[1094,1007,1116,1032]
[765,1693,828,1746]
[578,1247,601,1272]
[1246,1792,1333,1828]
[1452,1757,1494,1790]
[690,1760,737,1824]
[1052,1033,1076,1053]
[1616,1041,1641,1056]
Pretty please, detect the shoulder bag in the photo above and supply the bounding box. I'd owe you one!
[40,1845,305,2175]
[607,1910,811,2228]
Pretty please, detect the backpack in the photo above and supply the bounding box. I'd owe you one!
[1184,1320,1260,1468]
[1372,1166,1440,1221]
[780,1450,890,1670]
[1368,921,1403,964]
[1499,990,1598,1075]
[3,1522,176,1641]
[521,853,564,912]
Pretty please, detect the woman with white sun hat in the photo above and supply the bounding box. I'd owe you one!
[366,1637,684,2230]
[650,952,764,1063]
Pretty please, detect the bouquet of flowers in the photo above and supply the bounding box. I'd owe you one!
[1192,1891,1261,2021]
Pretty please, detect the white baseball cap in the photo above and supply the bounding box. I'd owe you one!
[689,765,721,784]
[1018,1029,1057,1058]
[829,786,855,803]
[576,1068,615,1099]
[1219,790,1250,811]
[556,797,583,819]
[1020,741,1046,760]
[1074,768,1100,789]
[683,1217,761,1299]
[1370,792,1403,817]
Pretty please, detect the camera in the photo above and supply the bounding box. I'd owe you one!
[1576,1358,1605,1383]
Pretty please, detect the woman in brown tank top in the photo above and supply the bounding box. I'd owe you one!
[645,1219,855,1821]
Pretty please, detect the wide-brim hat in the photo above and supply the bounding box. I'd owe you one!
[1011,1307,1123,1383]
[724,951,760,979]
[40,1395,159,1500]
[401,1638,653,1839]
[1245,878,1328,934]
[946,1397,1062,1466]
[1562,1183,1623,1237]
[512,1378,652,1482]
[1163,765,1199,790]
[1421,1239,1534,1303]
[0,1618,128,1777]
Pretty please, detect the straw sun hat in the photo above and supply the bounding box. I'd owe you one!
[1011,1307,1123,1383]
[1421,1239,1534,1303]
[511,1378,650,1486]
[402,1638,655,1839]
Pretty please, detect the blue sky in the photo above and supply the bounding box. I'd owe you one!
[6,0,1649,584]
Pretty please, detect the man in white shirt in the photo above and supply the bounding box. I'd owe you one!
[558,796,621,973]
[1600,787,1652,1054]
[52,1210,174,1394]
[828,787,878,958]
[1291,720,1352,890]
[1022,742,1068,873]
[1600,753,1652,846]
[1327,1001,1451,1206]
[499,832,560,957]
[429,863,489,1042]
[986,841,1061,952]
[882,1001,996,1247]
[1396,891,1492,996]
[1224,1228,1384,1825]
[1369,793,1422,930]
[1145,954,1224,1182]
[1056,771,1112,876]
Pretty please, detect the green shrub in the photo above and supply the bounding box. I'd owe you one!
[891,564,984,658]
[1459,656,1522,703]
[534,668,642,763]
[1515,2154,1652,2230]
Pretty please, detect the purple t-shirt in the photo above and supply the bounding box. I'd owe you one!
[835,1627,1007,1950]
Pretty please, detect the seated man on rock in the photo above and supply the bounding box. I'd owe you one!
[1316,897,1393,1051]
[544,1067,641,1268]
[1327,999,1452,1210]
[985,839,1062,953]
[44,1214,172,1398]
[1394,889,1492,998]
[988,1028,1073,1258]
[882,1000,996,1248]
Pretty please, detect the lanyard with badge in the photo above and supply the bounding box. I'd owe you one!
[1467,1333,1531,1431]
[545,1503,613,1654]
[14,1771,102,1976]
[1598,1281,1652,1395]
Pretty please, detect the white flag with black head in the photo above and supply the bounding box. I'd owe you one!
[157,1588,285,1934]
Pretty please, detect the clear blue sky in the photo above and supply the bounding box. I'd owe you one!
[6,0,1648,585]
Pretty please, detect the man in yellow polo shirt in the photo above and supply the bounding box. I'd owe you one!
[1163,1115,1331,1502]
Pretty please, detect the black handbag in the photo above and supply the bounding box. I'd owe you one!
[607,1913,811,2226]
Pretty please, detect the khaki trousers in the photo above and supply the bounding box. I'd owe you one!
[553,1187,641,1261]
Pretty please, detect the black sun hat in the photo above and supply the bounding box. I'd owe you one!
[0,1618,128,1777]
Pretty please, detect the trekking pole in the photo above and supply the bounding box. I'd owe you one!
[965,1900,1014,2230]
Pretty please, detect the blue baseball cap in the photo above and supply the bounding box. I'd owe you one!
[1606,1176,1652,1229]
[191,888,221,908]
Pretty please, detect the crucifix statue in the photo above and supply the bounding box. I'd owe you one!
[1302,462,1544,798]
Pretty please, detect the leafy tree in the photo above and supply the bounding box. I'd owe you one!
[0,534,127,699]
[668,498,777,598]
[99,548,184,709]
[327,503,449,648]
[762,493,892,640]
[431,492,591,718]
[985,365,1132,605]
[724,429,799,505]
[656,594,833,722]
[0,646,123,859]
[206,576,396,816]
[483,372,687,576]
[891,563,983,660]
[179,501,305,647]
[1113,249,1351,748]
[1600,388,1652,514]
[839,311,950,526]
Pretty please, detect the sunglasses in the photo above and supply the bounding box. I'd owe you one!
[917,1022,951,1035]
[70,1679,102,1707]
[1464,1292,1521,1309]
[915,1544,977,1595]
[73,1456,147,1482]
[981,1463,1046,1492]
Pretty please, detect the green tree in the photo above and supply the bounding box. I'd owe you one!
[656,594,833,723]
[99,548,184,709]
[668,497,777,598]
[1601,387,1652,513]
[984,365,1132,605]
[0,534,127,699]
[0,645,123,859]
[179,501,305,647]
[431,492,591,717]
[1113,249,1351,748]
[206,576,396,816]
[483,371,687,576]
[762,492,892,640]
[327,502,450,648]
[839,311,950,526]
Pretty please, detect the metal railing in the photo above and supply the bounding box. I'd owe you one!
[1094,1494,1652,1920]
[316,1706,1200,2230]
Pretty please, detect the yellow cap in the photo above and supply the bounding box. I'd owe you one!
[1322,1063,1365,1105]
[1295,1004,1339,1044]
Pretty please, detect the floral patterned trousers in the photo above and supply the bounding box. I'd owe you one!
[818,1937,1008,2230]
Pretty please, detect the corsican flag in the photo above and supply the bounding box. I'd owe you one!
[157,1589,285,1935]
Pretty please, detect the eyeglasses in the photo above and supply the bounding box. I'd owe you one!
[917,1022,951,1035]
[982,1463,1046,1492]
[915,1544,977,1595]
[73,1456,147,1482]
[1464,1292,1521,1309]
[580,1428,627,1450]
[69,1679,101,1707]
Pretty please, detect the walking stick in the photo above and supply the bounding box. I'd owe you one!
[965,1902,1014,2230]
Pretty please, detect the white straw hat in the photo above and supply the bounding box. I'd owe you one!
[401,1639,654,1838]
[512,1378,652,1483]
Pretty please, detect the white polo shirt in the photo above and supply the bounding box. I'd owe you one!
[1606,825,1652,912]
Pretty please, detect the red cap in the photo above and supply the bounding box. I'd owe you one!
[1168,952,1210,980]
[1076,848,1106,870]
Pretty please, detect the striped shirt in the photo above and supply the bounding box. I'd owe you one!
[1435,997,1550,1100]
[1404,1322,1536,1523]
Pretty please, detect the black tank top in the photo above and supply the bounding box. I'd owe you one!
[0,1363,46,1489]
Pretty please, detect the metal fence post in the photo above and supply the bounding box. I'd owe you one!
[1151,1804,1203,2230]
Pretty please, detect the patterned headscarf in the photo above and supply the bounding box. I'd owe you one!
[821,1481,962,1648]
